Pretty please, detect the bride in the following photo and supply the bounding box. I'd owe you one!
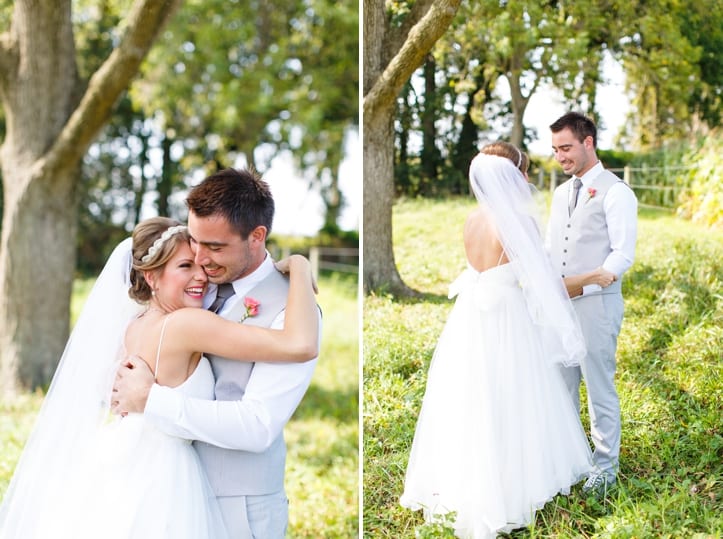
[400,143,610,538]
[0,217,318,538]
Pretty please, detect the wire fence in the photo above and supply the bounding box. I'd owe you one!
[274,246,359,280]
[535,164,696,211]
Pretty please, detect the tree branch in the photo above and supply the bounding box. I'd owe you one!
[42,0,183,174]
[386,0,436,60]
[364,0,461,119]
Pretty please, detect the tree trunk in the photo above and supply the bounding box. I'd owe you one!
[321,158,343,233]
[0,1,78,394]
[363,103,411,294]
[452,77,490,194]
[420,54,439,184]
[134,129,150,226]
[363,0,461,295]
[0,165,78,392]
[507,71,529,148]
[396,83,413,192]
[158,133,174,218]
[0,0,182,394]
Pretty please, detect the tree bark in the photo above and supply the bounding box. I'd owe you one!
[363,0,461,294]
[0,0,181,394]
[321,158,343,233]
[506,48,536,148]
[421,54,439,184]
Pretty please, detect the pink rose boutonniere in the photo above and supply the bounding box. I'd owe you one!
[240,296,260,322]
[585,187,597,204]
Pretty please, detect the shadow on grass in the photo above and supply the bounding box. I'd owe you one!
[295,430,358,470]
[293,384,358,423]
[392,292,452,305]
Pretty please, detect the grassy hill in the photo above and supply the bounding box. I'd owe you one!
[364,198,722,538]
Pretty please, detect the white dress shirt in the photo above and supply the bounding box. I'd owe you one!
[144,252,319,451]
[547,161,637,295]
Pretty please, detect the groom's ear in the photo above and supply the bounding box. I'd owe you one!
[248,225,267,245]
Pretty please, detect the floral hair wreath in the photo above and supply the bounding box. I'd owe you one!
[141,225,188,263]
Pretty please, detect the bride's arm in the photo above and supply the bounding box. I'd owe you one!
[563,267,617,298]
[174,254,319,362]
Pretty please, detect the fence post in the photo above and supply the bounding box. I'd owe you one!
[624,165,631,185]
[309,246,320,282]
[537,168,545,189]
[550,169,557,193]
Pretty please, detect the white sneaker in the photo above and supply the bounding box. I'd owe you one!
[582,471,616,497]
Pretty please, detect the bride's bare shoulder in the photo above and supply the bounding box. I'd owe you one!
[464,206,495,235]
[464,206,503,270]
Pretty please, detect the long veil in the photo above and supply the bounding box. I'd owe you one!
[0,237,142,537]
[468,153,586,366]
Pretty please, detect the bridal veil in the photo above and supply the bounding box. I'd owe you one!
[0,238,142,537]
[468,153,586,366]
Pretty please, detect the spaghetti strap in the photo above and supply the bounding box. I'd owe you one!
[496,249,506,266]
[155,314,173,380]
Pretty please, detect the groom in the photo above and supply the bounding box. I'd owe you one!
[546,112,637,496]
[113,168,320,537]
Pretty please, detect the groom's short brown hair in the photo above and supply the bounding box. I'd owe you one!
[186,168,275,239]
[550,112,598,148]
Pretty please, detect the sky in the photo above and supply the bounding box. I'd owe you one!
[262,129,361,237]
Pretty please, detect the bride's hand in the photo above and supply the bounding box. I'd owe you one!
[275,254,318,293]
[589,267,617,288]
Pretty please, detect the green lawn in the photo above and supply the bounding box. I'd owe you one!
[0,272,359,538]
[364,198,722,538]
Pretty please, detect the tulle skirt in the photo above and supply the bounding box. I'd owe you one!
[33,415,228,539]
[400,265,593,538]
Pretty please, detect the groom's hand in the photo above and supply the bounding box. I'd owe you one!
[111,356,155,416]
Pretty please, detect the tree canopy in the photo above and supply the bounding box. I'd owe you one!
[369,0,721,293]
[0,0,358,391]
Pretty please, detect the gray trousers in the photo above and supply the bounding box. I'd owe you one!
[560,292,624,476]
[217,490,289,539]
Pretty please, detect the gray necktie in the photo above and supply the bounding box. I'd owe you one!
[568,177,583,216]
[209,282,235,313]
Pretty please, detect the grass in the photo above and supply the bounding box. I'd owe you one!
[287,272,359,537]
[363,198,722,538]
[0,272,359,538]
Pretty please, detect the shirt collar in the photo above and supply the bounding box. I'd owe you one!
[577,161,604,185]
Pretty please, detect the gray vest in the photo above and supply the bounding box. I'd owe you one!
[194,270,290,496]
[548,169,626,296]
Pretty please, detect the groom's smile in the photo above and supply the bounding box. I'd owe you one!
[188,210,265,284]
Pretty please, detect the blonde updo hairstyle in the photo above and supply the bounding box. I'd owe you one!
[481,141,529,175]
[128,217,191,303]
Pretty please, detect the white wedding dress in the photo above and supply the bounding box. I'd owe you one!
[32,356,227,539]
[400,262,593,538]
[0,239,228,539]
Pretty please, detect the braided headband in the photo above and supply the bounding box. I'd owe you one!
[141,225,187,263]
